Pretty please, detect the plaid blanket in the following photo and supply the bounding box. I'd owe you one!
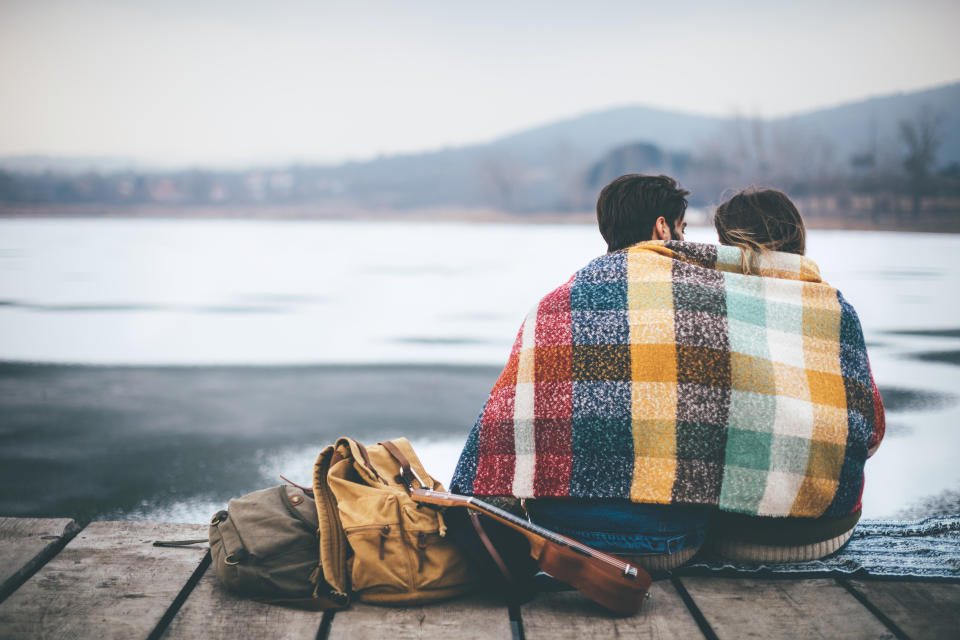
[451,241,885,518]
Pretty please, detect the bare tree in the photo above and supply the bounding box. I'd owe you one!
[477,154,521,211]
[899,106,944,215]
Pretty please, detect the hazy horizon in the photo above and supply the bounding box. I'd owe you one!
[2,0,959,167]
[2,79,959,172]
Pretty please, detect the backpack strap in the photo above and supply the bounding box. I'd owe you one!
[469,511,515,585]
[354,442,389,486]
[380,440,422,489]
[254,595,348,610]
[380,439,449,536]
[209,510,248,564]
[152,539,208,548]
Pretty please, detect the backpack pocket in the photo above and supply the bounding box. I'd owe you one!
[336,489,412,597]
[400,503,473,594]
[345,521,412,597]
[208,486,321,598]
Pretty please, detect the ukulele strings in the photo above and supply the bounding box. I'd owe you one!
[467,497,635,574]
[414,489,636,575]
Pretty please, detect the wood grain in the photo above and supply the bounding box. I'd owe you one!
[679,577,894,639]
[328,593,512,640]
[846,580,960,640]
[1,518,957,640]
[521,581,705,640]
[0,521,207,640]
[0,517,80,603]
[161,561,323,639]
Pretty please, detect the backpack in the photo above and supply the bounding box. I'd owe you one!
[204,437,474,608]
[207,484,344,608]
[314,437,475,605]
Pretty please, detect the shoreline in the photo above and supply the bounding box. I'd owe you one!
[3,204,960,233]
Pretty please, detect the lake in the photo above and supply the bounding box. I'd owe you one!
[1,218,958,523]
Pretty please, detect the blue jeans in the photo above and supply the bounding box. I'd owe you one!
[526,499,710,555]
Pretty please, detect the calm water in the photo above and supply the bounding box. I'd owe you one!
[1,219,958,522]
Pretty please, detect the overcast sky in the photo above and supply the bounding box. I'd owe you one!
[1,0,958,167]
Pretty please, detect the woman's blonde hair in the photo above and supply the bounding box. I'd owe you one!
[713,187,806,274]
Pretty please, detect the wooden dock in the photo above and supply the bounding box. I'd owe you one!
[0,518,957,639]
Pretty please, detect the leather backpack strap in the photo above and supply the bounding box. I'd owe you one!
[152,539,208,547]
[346,438,389,486]
[380,440,420,488]
[470,511,515,585]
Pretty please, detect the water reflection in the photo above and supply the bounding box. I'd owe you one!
[391,336,497,345]
[879,387,958,412]
[883,328,960,339]
[905,350,960,366]
[0,299,293,314]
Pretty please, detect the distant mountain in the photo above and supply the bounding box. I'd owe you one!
[2,81,957,212]
[479,81,960,167]
[0,155,141,175]
[774,83,960,168]
[485,104,727,162]
[311,81,960,210]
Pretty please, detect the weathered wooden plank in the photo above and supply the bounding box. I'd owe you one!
[846,580,960,640]
[328,593,512,640]
[0,521,207,640]
[0,517,81,602]
[679,577,894,639]
[162,563,322,639]
[521,582,705,640]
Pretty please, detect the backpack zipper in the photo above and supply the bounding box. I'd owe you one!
[379,525,390,560]
[415,532,429,572]
[341,523,395,560]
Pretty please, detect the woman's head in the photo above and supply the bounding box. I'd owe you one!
[714,187,806,273]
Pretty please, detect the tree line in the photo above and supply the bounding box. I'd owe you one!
[2,108,957,225]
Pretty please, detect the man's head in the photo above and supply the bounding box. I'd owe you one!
[596,174,690,252]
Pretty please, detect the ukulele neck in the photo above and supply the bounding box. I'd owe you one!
[411,488,639,579]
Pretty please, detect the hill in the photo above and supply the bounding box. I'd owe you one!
[2,81,958,214]
[311,81,960,210]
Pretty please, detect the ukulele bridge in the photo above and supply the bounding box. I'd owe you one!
[623,564,639,578]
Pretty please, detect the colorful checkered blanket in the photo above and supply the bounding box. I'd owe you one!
[451,240,885,518]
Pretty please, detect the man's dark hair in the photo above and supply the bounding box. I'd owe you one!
[596,174,690,252]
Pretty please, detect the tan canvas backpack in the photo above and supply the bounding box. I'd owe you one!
[313,437,476,605]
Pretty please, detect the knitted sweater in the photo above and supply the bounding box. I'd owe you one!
[450,241,885,518]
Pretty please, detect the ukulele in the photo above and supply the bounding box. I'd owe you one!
[410,487,652,615]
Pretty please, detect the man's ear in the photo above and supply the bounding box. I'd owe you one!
[652,216,670,241]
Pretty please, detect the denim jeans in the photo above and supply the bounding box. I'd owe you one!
[526,499,710,555]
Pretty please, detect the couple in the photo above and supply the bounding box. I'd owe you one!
[450,174,885,570]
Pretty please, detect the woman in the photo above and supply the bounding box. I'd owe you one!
[708,187,885,562]
[714,187,806,272]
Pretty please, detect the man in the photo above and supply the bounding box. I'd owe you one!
[595,174,689,249]
[452,173,710,571]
